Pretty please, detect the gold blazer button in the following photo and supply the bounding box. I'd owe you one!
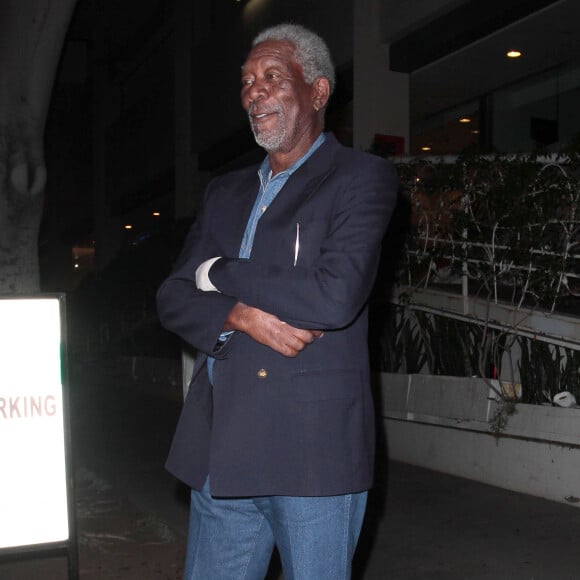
[257,368,268,378]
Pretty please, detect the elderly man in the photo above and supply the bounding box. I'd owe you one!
[157,23,398,579]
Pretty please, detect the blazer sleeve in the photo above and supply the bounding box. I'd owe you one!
[156,183,238,357]
[209,155,398,329]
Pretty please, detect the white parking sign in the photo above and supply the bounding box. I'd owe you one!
[0,297,70,549]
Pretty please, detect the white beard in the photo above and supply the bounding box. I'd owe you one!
[252,125,286,151]
[248,107,286,152]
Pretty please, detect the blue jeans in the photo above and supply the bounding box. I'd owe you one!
[183,477,367,580]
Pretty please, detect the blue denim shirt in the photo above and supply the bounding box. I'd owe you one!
[207,133,326,383]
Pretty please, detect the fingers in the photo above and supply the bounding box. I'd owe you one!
[274,324,322,357]
[229,303,323,357]
[291,327,317,344]
[256,317,317,357]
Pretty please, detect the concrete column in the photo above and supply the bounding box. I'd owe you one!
[353,0,409,153]
[92,0,120,271]
[174,0,196,219]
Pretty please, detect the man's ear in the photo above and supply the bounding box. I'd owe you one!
[312,77,330,111]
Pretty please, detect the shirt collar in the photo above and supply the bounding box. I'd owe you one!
[258,132,327,188]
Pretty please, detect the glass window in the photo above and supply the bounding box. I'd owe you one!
[492,63,580,153]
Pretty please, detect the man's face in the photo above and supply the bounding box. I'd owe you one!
[241,40,318,154]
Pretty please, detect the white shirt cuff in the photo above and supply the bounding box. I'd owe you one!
[195,257,221,292]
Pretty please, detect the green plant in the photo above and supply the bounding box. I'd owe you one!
[518,339,580,405]
[398,153,580,312]
[379,150,580,430]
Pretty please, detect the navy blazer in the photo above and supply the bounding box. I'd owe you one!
[157,133,398,497]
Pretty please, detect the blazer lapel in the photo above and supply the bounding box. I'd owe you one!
[263,132,341,220]
[216,167,260,256]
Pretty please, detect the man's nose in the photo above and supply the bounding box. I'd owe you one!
[247,79,268,102]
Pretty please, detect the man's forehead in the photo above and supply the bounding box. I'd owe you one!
[242,40,297,69]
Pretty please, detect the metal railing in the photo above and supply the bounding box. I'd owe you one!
[383,153,580,402]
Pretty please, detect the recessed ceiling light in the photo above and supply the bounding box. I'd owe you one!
[459,117,471,124]
[124,224,133,230]
[152,211,160,217]
[506,50,522,59]
[421,146,431,152]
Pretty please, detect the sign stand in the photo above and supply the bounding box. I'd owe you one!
[0,295,78,579]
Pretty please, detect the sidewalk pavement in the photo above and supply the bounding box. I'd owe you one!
[3,458,580,580]
[0,465,186,580]
[2,369,580,579]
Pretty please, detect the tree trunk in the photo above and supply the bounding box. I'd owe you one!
[0,0,78,295]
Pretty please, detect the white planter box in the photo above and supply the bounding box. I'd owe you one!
[377,372,580,507]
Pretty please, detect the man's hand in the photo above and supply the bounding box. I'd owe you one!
[224,302,322,357]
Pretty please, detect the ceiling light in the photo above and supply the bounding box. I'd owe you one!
[152,211,160,217]
[506,50,522,59]
[459,117,471,124]
[421,146,431,152]
[124,224,133,230]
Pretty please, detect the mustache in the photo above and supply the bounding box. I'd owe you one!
[248,102,282,119]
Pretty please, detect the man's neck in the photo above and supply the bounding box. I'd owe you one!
[260,132,326,181]
[267,129,324,175]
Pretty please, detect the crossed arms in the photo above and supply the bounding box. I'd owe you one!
[157,155,397,359]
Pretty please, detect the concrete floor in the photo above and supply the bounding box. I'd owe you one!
[2,360,580,579]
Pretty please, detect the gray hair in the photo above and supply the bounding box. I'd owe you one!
[252,23,335,95]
